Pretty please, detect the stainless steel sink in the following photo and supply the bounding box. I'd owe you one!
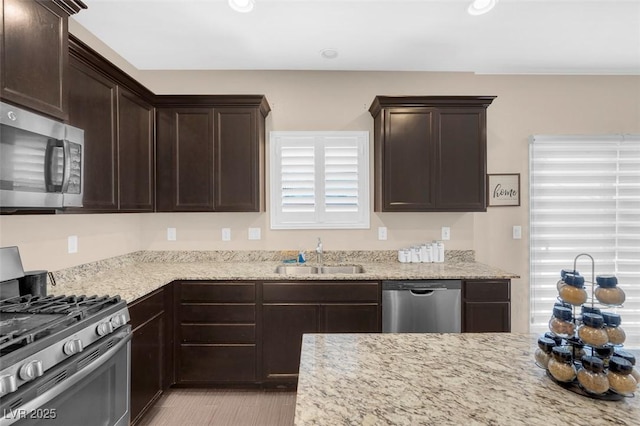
[319,265,365,274]
[274,265,365,274]
[274,265,319,274]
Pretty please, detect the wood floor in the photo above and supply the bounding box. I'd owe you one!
[137,389,297,426]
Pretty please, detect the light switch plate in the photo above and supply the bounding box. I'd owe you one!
[67,235,78,254]
[248,227,261,240]
[167,228,177,241]
[222,228,231,241]
[513,225,522,240]
[378,227,387,240]
[441,227,451,240]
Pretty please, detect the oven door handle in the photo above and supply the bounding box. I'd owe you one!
[2,330,132,426]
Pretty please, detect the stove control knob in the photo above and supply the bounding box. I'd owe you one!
[19,360,43,381]
[63,339,84,356]
[0,375,17,396]
[96,321,114,336]
[110,313,127,329]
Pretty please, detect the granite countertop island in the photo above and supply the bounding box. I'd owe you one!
[294,333,639,426]
[49,250,519,303]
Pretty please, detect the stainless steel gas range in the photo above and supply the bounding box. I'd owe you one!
[0,248,131,426]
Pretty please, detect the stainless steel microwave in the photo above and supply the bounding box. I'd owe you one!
[0,102,84,209]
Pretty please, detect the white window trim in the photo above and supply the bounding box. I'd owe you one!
[270,131,370,230]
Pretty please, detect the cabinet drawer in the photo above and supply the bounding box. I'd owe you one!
[179,345,256,382]
[463,280,510,302]
[180,303,255,323]
[180,282,255,302]
[181,324,255,343]
[129,289,164,329]
[263,282,380,303]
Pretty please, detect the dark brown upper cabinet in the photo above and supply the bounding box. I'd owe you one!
[1,0,86,120]
[68,35,156,212]
[369,96,496,212]
[156,96,270,212]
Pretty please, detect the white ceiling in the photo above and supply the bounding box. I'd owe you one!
[72,0,640,74]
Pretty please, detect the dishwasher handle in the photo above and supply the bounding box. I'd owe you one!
[409,288,446,296]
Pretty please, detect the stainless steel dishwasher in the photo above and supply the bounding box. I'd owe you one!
[382,280,462,333]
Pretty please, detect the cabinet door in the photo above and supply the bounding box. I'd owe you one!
[1,0,69,119]
[213,107,262,211]
[156,108,214,211]
[321,304,380,333]
[380,108,436,211]
[131,311,164,424]
[117,88,155,211]
[463,302,510,332]
[462,280,511,332]
[262,304,318,381]
[436,108,487,211]
[129,289,166,425]
[68,57,118,210]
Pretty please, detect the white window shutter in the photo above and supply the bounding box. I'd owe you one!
[270,131,369,229]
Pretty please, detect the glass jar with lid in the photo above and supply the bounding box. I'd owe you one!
[595,275,626,306]
[548,306,575,336]
[578,313,609,347]
[535,337,556,368]
[594,344,614,368]
[607,356,638,395]
[564,336,586,360]
[581,305,601,316]
[548,347,576,382]
[544,331,563,346]
[557,269,580,292]
[577,356,609,395]
[602,312,626,345]
[614,349,640,383]
[559,274,587,306]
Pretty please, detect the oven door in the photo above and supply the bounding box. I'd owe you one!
[1,327,131,426]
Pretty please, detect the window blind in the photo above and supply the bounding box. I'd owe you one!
[529,134,640,349]
[270,131,369,229]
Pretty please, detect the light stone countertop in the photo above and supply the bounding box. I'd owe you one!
[294,333,639,426]
[49,252,519,303]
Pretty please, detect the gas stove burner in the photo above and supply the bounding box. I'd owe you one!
[0,293,122,315]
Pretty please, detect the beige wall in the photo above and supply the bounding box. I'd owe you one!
[1,22,639,333]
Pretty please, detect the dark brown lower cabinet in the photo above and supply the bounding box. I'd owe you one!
[129,287,168,425]
[262,281,381,384]
[175,281,258,385]
[262,304,319,382]
[462,279,511,332]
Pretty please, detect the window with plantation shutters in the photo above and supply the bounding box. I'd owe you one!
[529,134,640,349]
[270,131,369,229]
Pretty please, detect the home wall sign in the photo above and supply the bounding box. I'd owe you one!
[487,174,520,207]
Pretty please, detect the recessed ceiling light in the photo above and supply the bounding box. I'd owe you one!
[229,0,255,13]
[468,0,497,16]
[320,48,339,60]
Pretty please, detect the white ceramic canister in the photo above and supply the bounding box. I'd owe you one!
[420,244,433,263]
[411,246,422,263]
[398,248,410,263]
[433,241,445,263]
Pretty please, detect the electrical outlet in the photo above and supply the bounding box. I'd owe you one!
[222,228,231,241]
[441,227,451,240]
[513,225,522,240]
[248,227,261,240]
[67,235,78,254]
[378,227,388,240]
[167,228,177,241]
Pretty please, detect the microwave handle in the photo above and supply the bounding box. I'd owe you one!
[61,140,72,193]
[45,139,62,192]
